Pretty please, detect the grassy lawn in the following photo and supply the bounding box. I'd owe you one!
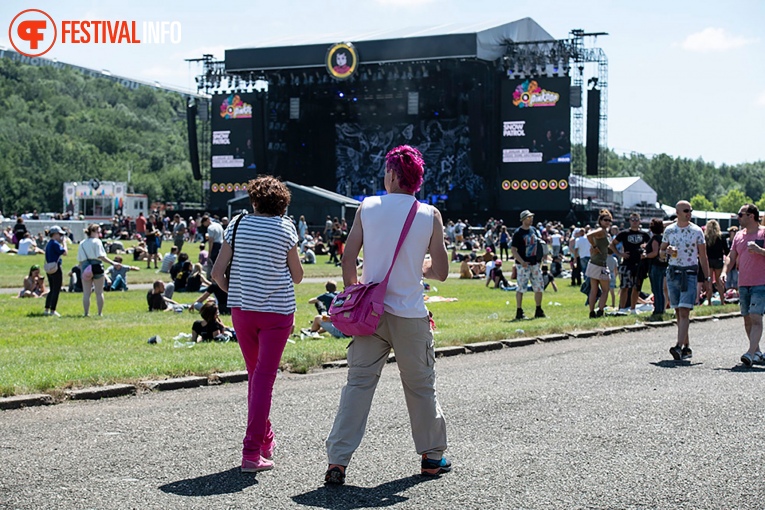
[0,244,739,397]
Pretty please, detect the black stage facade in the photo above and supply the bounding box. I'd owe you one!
[198,19,605,221]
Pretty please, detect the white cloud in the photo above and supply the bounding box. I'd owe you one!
[681,27,758,52]
[757,91,765,107]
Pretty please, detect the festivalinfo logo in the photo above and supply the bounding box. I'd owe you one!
[8,9,182,58]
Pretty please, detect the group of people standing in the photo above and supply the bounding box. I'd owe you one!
[210,146,451,483]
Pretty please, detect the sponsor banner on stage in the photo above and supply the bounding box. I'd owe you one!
[210,92,260,210]
[499,77,571,211]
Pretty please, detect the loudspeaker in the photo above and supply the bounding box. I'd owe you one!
[187,100,201,180]
[586,88,600,176]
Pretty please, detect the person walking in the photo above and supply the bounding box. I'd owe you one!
[43,226,68,317]
[585,210,613,318]
[661,201,711,360]
[643,218,669,318]
[610,213,650,314]
[704,219,728,305]
[721,204,765,367]
[78,224,117,317]
[510,210,546,320]
[212,176,303,473]
[324,145,450,485]
[172,214,187,252]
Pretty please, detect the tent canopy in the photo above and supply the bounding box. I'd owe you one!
[225,18,554,72]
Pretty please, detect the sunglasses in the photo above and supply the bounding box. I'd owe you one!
[630,218,640,221]
[601,219,612,222]
[738,212,751,217]
[682,208,692,213]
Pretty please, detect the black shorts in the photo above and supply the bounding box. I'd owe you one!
[147,242,158,255]
[709,258,724,270]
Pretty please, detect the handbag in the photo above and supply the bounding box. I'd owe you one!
[81,242,103,279]
[44,261,59,274]
[223,214,245,286]
[329,200,420,337]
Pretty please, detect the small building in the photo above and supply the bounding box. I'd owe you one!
[64,181,148,220]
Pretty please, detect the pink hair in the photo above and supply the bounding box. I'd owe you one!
[385,145,424,194]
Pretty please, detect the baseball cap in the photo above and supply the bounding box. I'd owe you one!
[520,210,534,221]
[49,225,64,236]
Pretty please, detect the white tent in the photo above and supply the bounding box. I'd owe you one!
[600,177,657,208]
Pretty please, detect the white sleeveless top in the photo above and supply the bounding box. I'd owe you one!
[359,194,434,318]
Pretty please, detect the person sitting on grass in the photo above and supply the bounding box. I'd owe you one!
[159,246,178,273]
[308,280,338,314]
[191,301,228,342]
[541,265,558,292]
[189,281,230,315]
[106,256,141,291]
[301,312,350,339]
[185,263,212,293]
[488,260,511,289]
[19,264,47,298]
[132,242,148,262]
[170,252,192,292]
[18,233,45,255]
[147,280,180,312]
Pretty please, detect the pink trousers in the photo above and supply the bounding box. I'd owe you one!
[231,308,293,461]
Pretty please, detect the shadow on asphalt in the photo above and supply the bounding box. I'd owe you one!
[158,467,257,496]
[713,365,765,372]
[292,475,431,508]
[649,360,703,368]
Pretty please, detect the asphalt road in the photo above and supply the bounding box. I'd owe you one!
[1,318,764,509]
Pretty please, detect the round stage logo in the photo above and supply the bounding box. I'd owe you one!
[211,183,219,193]
[530,180,538,190]
[549,180,558,190]
[558,179,568,190]
[226,183,234,192]
[326,42,358,81]
[520,180,529,190]
[501,180,511,191]
[539,180,548,190]
[511,180,520,190]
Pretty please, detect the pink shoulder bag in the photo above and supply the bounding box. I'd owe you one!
[329,200,420,337]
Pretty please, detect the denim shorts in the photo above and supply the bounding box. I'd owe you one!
[666,266,697,309]
[739,285,765,316]
[322,320,349,339]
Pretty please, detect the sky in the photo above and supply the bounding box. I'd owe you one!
[1,0,763,166]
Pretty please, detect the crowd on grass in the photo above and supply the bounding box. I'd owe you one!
[4,144,765,483]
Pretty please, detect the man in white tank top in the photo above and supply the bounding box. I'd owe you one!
[325,145,450,485]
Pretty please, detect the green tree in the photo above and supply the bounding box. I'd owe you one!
[756,193,765,213]
[690,194,714,212]
[717,189,753,213]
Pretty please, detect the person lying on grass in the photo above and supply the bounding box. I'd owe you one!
[191,301,229,342]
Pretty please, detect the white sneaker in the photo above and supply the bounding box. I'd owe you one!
[43,311,51,316]
[617,308,630,314]
[629,309,640,315]
[52,311,61,317]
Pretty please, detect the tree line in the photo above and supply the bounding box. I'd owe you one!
[0,56,762,214]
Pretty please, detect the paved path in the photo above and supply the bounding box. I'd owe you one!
[1,319,764,509]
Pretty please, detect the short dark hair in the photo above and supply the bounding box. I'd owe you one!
[742,203,760,221]
[201,215,210,224]
[325,280,337,293]
[649,218,665,235]
[247,176,291,216]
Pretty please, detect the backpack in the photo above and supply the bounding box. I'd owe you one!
[532,227,548,264]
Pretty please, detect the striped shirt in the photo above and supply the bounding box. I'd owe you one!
[224,214,298,314]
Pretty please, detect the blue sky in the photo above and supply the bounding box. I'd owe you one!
[1,0,763,165]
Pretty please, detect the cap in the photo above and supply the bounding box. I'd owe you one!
[31,264,40,271]
[495,260,502,267]
[48,225,64,236]
[520,210,534,221]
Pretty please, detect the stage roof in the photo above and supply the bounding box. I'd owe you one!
[225,18,554,72]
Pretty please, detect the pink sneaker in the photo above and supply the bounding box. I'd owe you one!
[241,456,274,473]
[261,441,276,460]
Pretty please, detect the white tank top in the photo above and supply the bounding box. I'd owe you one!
[360,194,434,318]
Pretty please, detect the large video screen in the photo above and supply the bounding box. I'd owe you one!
[499,77,571,211]
[210,92,260,210]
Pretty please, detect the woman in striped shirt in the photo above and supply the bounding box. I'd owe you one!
[212,175,304,473]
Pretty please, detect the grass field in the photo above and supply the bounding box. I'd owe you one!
[0,243,739,397]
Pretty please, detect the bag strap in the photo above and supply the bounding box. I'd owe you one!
[380,200,420,285]
[229,214,245,257]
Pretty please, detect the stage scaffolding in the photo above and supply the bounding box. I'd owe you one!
[501,30,609,212]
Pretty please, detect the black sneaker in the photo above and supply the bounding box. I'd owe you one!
[515,309,526,320]
[421,455,452,476]
[596,308,604,317]
[324,465,346,485]
[669,345,683,361]
[589,310,597,319]
[681,346,692,360]
[534,307,546,319]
